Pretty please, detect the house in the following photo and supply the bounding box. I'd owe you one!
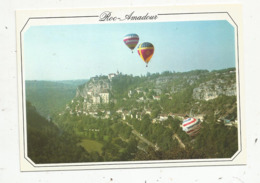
[194,114,204,122]
[88,111,98,118]
[93,96,101,104]
[139,97,144,101]
[159,114,168,121]
[122,111,130,120]
[152,118,159,124]
[153,96,160,100]
[88,111,97,115]
[168,112,175,118]
[144,107,152,115]
[136,112,142,120]
[136,88,142,94]
[145,110,152,115]
[99,92,109,103]
[224,119,232,126]
[108,73,116,80]
[128,90,133,98]
[122,112,128,120]
[116,109,123,114]
[104,113,110,119]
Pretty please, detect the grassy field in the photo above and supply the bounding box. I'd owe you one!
[78,139,103,154]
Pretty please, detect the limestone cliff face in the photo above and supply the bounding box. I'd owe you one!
[63,69,237,119]
[192,78,236,101]
[76,77,110,97]
[75,77,111,105]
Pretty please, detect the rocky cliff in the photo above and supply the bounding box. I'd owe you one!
[76,76,111,99]
[192,71,236,100]
[64,68,237,119]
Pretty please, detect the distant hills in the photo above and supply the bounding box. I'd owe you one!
[25,79,88,117]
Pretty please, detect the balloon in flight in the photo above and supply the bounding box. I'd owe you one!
[137,42,154,67]
[123,33,139,53]
[182,117,201,136]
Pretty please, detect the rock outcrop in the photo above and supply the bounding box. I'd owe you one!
[193,77,236,101]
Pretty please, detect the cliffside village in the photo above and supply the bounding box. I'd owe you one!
[60,70,238,127]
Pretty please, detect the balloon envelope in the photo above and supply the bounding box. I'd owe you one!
[123,33,139,51]
[137,42,154,65]
[182,118,201,136]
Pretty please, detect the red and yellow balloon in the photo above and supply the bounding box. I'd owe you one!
[137,42,154,67]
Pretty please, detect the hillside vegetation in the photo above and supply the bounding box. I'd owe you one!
[26,68,239,163]
[25,80,88,117]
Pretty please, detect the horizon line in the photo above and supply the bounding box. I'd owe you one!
[24,67,236,81]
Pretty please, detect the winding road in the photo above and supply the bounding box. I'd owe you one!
[173,134,186,149]
[122,121,157,149]
[122,120,185,150]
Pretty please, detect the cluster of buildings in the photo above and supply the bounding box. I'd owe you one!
[91,91,110,104]
[217,118,238,127]
[65,72,236,127]
[127,88,164,103]
[115,107,189,124]
[63,72,121,118]
[86,71,121,104]
[65,100,112,119]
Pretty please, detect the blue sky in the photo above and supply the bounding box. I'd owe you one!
[24,20,235,80]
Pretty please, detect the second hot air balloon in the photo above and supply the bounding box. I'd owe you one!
[137,42,154,67]
[182,117,201,136]
[123,33,139,53]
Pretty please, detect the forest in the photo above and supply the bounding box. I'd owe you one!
[25,80,88,117]
[26,68,239,163]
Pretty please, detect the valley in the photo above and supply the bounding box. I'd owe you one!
[26,68,239,163]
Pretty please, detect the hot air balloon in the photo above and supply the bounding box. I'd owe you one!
[137,42,154,67]
[123,33,139,53]
[182,117,201,136]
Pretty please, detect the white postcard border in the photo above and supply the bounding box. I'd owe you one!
[16,4,246,171]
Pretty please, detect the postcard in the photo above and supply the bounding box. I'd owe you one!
[16,4,245,171]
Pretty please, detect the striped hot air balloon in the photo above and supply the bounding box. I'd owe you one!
[137,42,154,67]
[123,33,139,53]
[182,118,201,136]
